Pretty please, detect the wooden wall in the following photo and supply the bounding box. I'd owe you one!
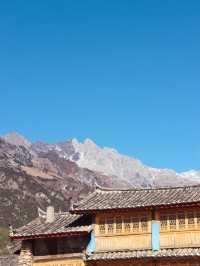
[94,258,151,266]
[160,230,200,248]
[92,259,200,266]
[94,210,151,251]
[157,207,200,248]
[95,234,151,251]
[94,206,200,251]
[33,255,84,266]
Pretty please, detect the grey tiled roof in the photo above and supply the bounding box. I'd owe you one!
[11,212,91,238]
[73,185,200,212]
[87,248,200,261]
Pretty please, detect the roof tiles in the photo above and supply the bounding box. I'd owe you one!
[73,185,200,212]
[11,212,91,239]
[87,248,200,261]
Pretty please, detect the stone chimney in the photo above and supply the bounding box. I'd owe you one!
[46,206,55,223]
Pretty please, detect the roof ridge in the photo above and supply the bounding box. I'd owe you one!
[94,184,200,192]
[55,211,79,216]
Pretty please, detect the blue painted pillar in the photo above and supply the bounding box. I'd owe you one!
[86,230,96,254]
[151,221,160,251]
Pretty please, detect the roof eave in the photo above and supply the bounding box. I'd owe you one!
[10,230,89,241]
[71,201,200,214]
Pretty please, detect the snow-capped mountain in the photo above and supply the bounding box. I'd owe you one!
[30,134,200,187]
[0,131,200,255]
[3,132,200,189]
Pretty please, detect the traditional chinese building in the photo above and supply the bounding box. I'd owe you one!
[10,185,200,266]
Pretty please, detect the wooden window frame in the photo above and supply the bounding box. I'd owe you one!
[107,218,114,235]
[97,212,150,236]
[99,218,106,235]
[159,209,200,232]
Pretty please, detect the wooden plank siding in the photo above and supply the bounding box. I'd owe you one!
[33,256,84,266]
[95,234,151,251]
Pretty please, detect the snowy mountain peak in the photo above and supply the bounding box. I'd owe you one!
[84,138,96,145]
[180,170,200,180]
[70,138,79,145]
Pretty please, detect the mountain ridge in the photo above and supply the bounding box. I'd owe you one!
[0,131,200,226]
[0,131,200,254]
[2,131,200,185]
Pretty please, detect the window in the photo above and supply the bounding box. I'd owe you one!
[116,216,122,233]
[178,212,185,229]
[141,215,148,232]
[107,218,114,234]
[132,216,140,232]
[98,213,149,235]
[160,209,200,232]
[169,213,176,230]
[196,211,200,228]
[160,213,168,231]
[187,212,195,229]
[99,219,106,235]
[124,217,131,233]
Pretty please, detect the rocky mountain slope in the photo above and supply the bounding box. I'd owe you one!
[3,132,198,188]
[0,132,200,254]
[0,135,126,228]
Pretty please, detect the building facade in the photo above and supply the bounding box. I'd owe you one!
[10,185,200,266]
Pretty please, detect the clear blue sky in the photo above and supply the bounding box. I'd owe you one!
[0,0,200,172]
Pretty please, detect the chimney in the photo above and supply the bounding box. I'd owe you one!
[46,206,55,223]
[69,197,74,210]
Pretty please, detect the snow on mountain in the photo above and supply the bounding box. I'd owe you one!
[2,132,200,187]
[64,138,151,184]
[180,170,200,180]
[61,138,200,186]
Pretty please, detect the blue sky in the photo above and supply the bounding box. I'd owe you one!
[0,0,200,172]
